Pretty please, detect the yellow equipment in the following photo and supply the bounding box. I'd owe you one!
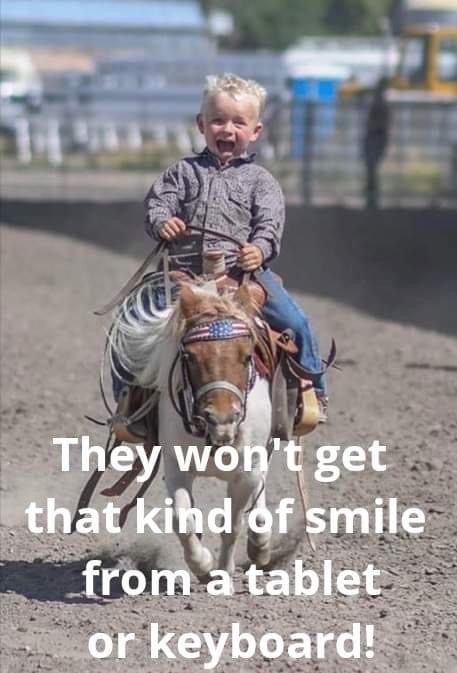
[392,24,457,96]
[391,0,456,96]
[338,1,456,99]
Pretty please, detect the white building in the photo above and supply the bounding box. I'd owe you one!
[284,37,400,88]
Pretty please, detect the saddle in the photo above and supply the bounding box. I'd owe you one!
[112,251,323,444]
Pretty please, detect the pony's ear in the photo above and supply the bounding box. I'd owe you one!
[179,283,200,319]
[233,284,260,317]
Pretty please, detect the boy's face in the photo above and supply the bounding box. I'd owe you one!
[197,92,263,164]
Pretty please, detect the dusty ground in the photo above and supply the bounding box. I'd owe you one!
[1,222,457,673]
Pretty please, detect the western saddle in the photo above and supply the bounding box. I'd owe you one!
[111,249,327,444]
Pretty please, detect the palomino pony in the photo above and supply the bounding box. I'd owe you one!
[109,278,273,584]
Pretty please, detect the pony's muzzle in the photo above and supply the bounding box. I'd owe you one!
[203,408,241,445]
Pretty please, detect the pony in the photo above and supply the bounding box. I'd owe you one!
[109,277,273,586]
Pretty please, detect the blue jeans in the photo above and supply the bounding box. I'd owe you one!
[257,268,326,395]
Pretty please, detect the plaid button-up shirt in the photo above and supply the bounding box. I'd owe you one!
[144,148,285,275]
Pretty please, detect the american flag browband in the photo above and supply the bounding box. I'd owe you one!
[182,319,252,345]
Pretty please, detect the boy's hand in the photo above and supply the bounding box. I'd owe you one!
[239,244,264,272]
[159,217,186,241]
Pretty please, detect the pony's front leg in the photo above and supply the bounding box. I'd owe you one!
[246,478,272,568]
[218,473,259,578]
[163,452,214,580]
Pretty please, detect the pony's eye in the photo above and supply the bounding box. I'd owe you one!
[244,354,252,366]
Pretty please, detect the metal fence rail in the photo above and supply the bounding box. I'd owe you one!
[292,100,457,207]
[2,97,456,207]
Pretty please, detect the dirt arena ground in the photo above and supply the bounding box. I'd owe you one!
[1,215,457,673]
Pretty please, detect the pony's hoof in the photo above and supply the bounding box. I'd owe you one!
[247,537,271,568]
[190,547,214,581]
[197,572,213,585]
[198,572,235,594]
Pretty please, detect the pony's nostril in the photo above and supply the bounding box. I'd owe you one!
[231,409,241,423]
[204,409,241,426]
[204,411,219,426]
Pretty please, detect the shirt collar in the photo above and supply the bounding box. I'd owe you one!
[198,146,256,167]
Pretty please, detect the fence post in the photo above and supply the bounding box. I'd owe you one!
[127,122,142,150]
[15,118,32,164]
[88,124,100,153]
[102,123,119,152]
[174,124,193,154]
[47,119,63,166]
[73,119,89,147]
[302,101,315,206]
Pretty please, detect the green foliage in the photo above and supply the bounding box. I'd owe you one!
[209,0,325,50]
[200,0,395,49]
[227,0,325,50]
[325,0,393,35]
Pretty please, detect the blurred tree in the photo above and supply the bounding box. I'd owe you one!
[199,0,326,50]
[198,0,395,48]
[199,0,214,15]
[325,0,393,35]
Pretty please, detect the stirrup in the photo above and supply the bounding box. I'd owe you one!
[293,380,321,436]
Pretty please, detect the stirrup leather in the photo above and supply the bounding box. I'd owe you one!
[111,387,148,444]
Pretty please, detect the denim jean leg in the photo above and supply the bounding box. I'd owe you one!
[258,268,326,395]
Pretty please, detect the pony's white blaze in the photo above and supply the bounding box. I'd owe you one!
[109,280,273,582]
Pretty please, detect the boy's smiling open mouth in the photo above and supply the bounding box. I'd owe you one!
[216,139,236,156]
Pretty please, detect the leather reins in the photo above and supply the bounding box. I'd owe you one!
[94,224,247,317]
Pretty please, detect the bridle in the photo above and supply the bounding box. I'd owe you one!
[168,316,257,438]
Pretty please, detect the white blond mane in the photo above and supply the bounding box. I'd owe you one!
[108,280,255,393]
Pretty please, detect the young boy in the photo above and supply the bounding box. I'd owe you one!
[144,73,328,419]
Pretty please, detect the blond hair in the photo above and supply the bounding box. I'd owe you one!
[201,73,267,119]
